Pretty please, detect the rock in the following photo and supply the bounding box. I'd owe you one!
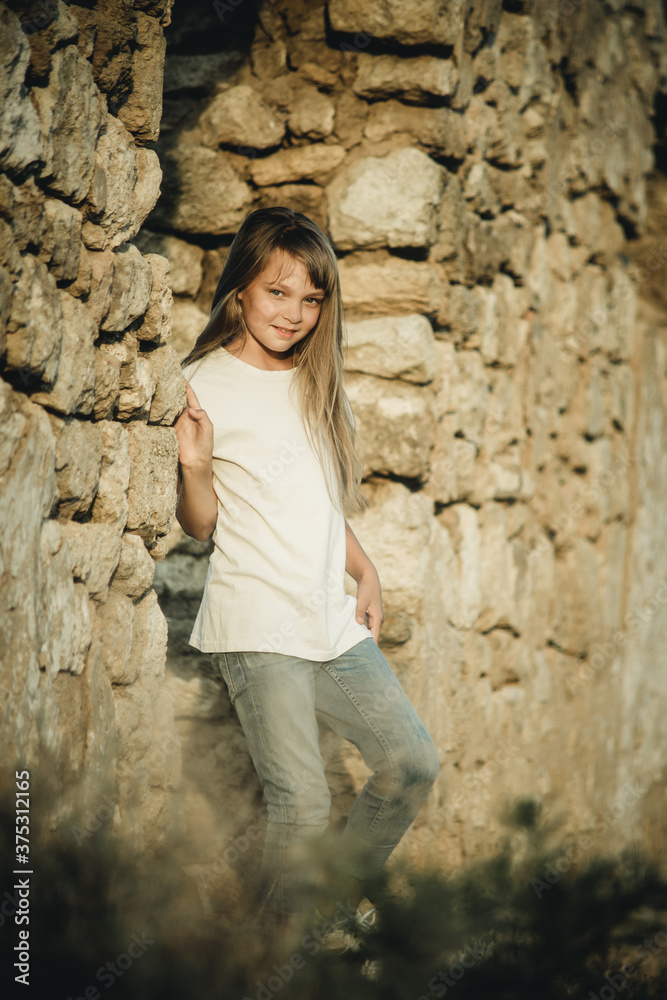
[363,102,467,158]
[327,148,445,250]
[0,6,42,177]
[4,256,63,385]
[345,314,437,383]
[339,254,444,317]
[287,88,336,139]
[91,422,130,530]
[38,519,92,677]
[92,350,121,421]
[49,415,104,520]
[98,590,137,684]
[249,144,346,186]
[200,85,285,150]
[328,0,464,46]
[145,344,187,425]
[32,45,104,202]
[30,291,97,416]
[132,231,204,298]
[104,244,154,333]
[37,198,82,285]
[162,52,244,94]
[116,12,166,143]
[82,114,162,251]
[60,521,124,603]
[137,253,173,344]
[110,532,156,600]
[149,144,252,235]
[126,423,179,546]
[354,54,458,103]
[170,299,210,359]
[344,372,436,479]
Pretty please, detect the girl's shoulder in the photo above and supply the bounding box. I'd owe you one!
[182,347,232,383]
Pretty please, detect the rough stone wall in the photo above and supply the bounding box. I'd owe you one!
[147,0,667,884]
[0,0,185,851]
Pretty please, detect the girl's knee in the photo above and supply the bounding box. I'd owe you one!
[397,736,440,792]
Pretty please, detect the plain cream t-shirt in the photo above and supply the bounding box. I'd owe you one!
[181,346,373,660]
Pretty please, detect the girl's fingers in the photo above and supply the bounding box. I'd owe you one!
[184,379,202,410]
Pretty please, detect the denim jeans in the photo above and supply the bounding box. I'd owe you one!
[211,636,440,915]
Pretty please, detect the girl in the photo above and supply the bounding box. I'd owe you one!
[175,207,439,931]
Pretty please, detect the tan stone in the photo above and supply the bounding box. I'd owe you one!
[328,0,464,46]
[102,244,153,333]
[38,519,92,677]
[344,372,436,479]
[363,103,466,158]
[327,148,445,250]
[136,253,173,345]
[339,254,444,317]
[549,536,604,657]
[354,54,458,103]
[110,533,156,600]
[132,232,203,298]
[38,198,82,285]
[91,422,130,530]
[116,12,166,143]
[93,350,121,421]
[344,314,437,384]
[60,521,124,603]
[150,144,252,235]
[30,291,97,416]
[126,423,179,546]
[32,45,103,202]
[82,114,162,251]
[249,144,346,186]
[0,6,42,176]
[4,256,63,385]
[288,87,335,139]
[145,344,187,425]
[200,85,285,151]
[170,299,209,359]
[49,415,103,519]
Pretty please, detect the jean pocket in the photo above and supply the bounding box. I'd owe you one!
[212,652,247,705]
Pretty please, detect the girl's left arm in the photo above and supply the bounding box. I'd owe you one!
[344,520,385,643]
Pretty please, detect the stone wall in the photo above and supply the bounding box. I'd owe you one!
[0,0,185,851]
[147,0,667,886]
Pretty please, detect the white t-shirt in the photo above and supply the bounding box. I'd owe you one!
[181,346,373,660]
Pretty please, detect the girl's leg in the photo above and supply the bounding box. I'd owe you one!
[212,651,330,916]
[314,637,440,885]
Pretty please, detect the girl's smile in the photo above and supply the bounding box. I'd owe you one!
[233,249,325,369]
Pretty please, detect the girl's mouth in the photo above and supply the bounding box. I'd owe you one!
[273,326,297,337]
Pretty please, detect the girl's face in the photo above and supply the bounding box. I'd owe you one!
[235,249,325,369]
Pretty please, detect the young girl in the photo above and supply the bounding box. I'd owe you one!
[175,207,439,931]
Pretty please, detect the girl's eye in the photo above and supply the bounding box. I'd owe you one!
[269,289,283,296]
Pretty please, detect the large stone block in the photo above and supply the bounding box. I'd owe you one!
[136,253,173,344]
[60,521,124,604]
[249,144,346,186]
[344,314,436,384]
[0,6,42,177]
[327,148,445,250]
[49,415,104,520]
[30,291,96,416]
[116,12,166,143]
[87,422,128,531]
[32,45,104,202]
[339,255,444,317]
[4,256,63,385]
[83,113,162,251]
[149,144,251,236]
[354,54,458,103]
[200,84,285,150]
[126,423,179,546]
[328,0,464,46]
[132,231,203,298]
[344,372,436,479]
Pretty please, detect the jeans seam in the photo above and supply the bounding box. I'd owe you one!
[321,661,399,835]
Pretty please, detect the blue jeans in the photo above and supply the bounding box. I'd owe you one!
[211,637,439,914]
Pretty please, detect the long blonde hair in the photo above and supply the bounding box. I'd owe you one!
[180,207,369,516]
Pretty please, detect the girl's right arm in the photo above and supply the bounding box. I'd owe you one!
[174,380,218,541]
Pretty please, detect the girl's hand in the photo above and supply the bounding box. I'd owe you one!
[355,565,385,644]
[175,379,214,469]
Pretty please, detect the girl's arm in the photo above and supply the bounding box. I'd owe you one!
[176,464,218,541]
[344,520,385,643]
[174,380,218,541]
